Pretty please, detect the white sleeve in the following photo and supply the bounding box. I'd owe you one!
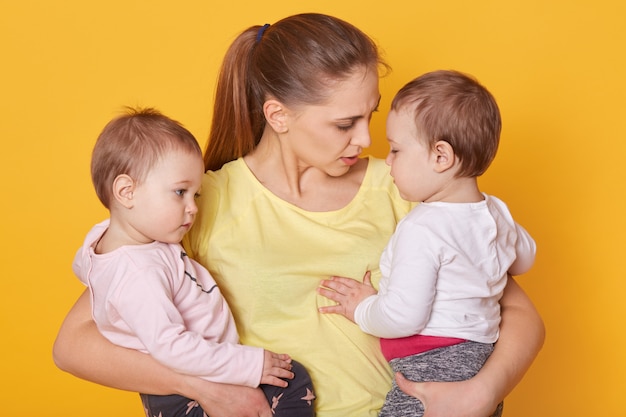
[355,221,439,338]
[508,222,537,276]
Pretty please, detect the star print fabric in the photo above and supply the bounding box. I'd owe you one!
[140,360,315,417]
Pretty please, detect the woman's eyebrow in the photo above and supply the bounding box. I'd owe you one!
[335,95,382,121]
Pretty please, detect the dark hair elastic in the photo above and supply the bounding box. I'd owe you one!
[256,23,270,43]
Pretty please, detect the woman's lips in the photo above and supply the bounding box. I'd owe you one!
[341,155,359,166]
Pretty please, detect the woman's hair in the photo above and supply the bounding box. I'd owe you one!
[204,13,387,171]
[91,107,202,208]
[391,70,502,177]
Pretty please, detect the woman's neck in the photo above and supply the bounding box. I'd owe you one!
[243,136,368,211]
[245,135,308,195]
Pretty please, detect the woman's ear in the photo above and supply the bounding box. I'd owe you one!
[112,174,135,208]
[263,99,289,134]
[433,140,456,173]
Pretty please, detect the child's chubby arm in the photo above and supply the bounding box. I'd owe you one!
[317,271,377,322]
[52,289,274,417]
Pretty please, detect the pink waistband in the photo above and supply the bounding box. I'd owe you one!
[380,334,466,362]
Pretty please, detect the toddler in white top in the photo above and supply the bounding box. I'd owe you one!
[319,70,536,417]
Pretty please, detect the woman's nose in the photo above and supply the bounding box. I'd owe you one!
[351,123,372,149]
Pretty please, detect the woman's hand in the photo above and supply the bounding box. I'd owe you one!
[395,372,498,417]
[395,277,544,417]
[187,379,272,417]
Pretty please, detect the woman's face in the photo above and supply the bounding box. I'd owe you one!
[282,66,380,177]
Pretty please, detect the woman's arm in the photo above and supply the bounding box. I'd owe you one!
[53,289,272,417]
[396,277,545,417]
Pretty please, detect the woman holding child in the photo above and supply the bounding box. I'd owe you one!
[54,13,544,417]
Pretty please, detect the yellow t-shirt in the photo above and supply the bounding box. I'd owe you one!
[184,156,411,417]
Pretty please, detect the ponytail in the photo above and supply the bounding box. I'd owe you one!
[204,26,262,172]
[204,14,386,172]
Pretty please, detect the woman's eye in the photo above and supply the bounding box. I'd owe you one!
[337,124,353,132]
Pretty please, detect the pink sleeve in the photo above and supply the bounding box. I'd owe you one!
[110,264,264,387]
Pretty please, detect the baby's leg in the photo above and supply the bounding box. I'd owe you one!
[380,341,498,417]
[260,360,315,417]
[140,393,206,417]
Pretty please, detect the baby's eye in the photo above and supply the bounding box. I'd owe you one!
[194,192,201,199]
[175,189,186,196]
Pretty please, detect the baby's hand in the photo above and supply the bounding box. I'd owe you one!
[318,271,377,322]
[261,351,293,387]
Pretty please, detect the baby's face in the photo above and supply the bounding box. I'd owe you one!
[385,108,439,202]
[127,148,204,244]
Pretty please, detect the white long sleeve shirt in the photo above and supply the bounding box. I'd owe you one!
[73,220,264,387]
[355,194,536,344]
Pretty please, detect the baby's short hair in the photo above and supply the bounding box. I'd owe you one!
[91,107,202,208]
[391,70,502,177]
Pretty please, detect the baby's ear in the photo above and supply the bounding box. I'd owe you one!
[433,140,456,173]
[112,174,136,208]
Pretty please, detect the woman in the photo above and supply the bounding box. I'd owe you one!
[54,13,544,417]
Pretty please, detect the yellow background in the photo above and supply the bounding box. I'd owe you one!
[1,0,624,415]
